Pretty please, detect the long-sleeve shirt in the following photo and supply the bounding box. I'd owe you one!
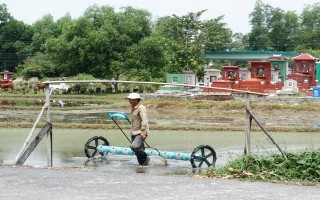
[130,104,149,135]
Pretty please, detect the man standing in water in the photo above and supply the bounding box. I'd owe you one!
[126,92,150,166]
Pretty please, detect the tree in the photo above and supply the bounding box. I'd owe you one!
[228,33,247,51]
[16,52,57,79]
[297,3,320,50]
[0,7,33,72]
[106,6,153,84]
[248,0,272,50]
[268,8,286,51]
[46,5,155,91]
[201,16,232,51]
[154,12,205,73]
[125,35,167,81]
[153,15,186,73]
[247,1,320,52]
[153,11,233,82]
[282,11,299,51]
[0,3,10,25]
[30,14,70,54]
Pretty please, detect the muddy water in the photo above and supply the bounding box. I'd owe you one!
[1,128,320,175]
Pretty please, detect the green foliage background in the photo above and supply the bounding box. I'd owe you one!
[0,1,320,83]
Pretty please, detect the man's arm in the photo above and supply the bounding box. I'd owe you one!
[139,105,148,138]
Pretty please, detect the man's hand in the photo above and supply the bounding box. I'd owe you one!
[140,132,147,139]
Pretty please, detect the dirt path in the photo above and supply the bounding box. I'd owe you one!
[1,166,320,200]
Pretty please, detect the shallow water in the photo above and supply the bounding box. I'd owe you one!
[1,128,320,175]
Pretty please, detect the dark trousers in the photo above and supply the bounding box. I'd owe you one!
[130,135,147,165]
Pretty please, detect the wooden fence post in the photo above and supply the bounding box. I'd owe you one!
[246,108,288,161]
[45,84,52,167]
[245,93,251,155]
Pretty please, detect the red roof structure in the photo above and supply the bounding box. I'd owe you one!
[292,54,316,61]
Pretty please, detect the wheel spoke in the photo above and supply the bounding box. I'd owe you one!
[193,155,202,160]
[201,148,205,157]
[87,145,96,150]
[204,152,213,159]
[198,160,204,167]
[92,150,97,157]
[204,159,211,166]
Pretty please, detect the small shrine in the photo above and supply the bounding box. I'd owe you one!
[287,54,317,91]
[203,68,221,85]
[0,70,13,84]
[233,61,276,93]
[184,71,196,85]
[276,80,299,95]
[203,66,240,93]
[157,73,184,93]
[265,54,289,83]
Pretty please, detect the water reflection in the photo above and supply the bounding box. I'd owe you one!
[1,128,320,176]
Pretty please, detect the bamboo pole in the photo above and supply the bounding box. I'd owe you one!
[14,103,47,165]
[43,79,267,96]
[14,88,53,165]
[15,122,52,165]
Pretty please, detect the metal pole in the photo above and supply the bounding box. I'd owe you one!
[45,84,52,167]
[245,93,251,155]
[111,118,132,144]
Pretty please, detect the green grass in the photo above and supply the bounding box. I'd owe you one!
[205,149,320,184]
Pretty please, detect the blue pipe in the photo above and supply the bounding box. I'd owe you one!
[97,145,191,161]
